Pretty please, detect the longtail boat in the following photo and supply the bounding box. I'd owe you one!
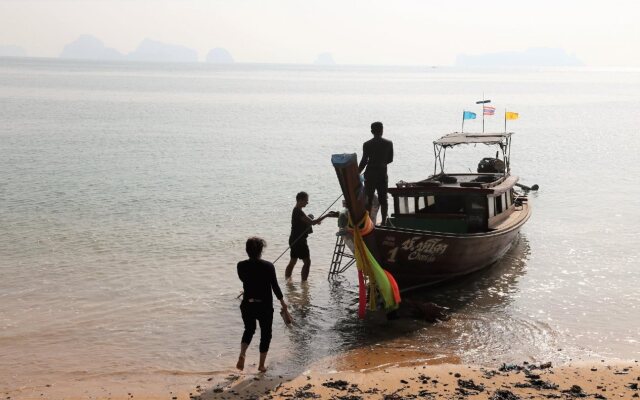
[331,132,531,296]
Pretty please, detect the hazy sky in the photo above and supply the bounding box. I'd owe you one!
[1,0,639,66]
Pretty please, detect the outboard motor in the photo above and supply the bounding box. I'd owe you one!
[477,151,505,173]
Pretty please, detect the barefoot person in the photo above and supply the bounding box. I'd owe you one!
[236,237,287,373]
[285,191,337,281]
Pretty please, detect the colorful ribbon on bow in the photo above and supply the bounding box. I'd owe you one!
[349,212,400,318]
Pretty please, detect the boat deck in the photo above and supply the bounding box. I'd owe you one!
[391,173,516,195]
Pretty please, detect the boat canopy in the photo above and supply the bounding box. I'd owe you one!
[432,132,514,175]
[434,132,513,147]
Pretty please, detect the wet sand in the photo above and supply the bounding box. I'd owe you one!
[8,359,637,399]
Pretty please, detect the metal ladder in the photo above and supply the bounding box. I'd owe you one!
[328,234,355,279]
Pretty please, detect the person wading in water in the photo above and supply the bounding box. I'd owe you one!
[285,191,337,281]
[358,121,394,224]
[236,237,288,372]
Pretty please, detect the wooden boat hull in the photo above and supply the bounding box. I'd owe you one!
[373,202,531,291]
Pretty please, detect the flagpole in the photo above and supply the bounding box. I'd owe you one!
[504,108,507,133]
[475,97,490,133]
[461,111,465,133]
[482,93,485,133]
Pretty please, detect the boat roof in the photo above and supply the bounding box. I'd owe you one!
[434,132,513,147]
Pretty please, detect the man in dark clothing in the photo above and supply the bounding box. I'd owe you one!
[358,121,394,223]
[236,237,288,373]
[285,191,337,281]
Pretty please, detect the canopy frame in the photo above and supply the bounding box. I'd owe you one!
[432,132,514,176]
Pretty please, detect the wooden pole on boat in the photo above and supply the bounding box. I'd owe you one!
[331,154,382,257]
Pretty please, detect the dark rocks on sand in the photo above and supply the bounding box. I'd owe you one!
[561,384,587,397]
[457,379,485,392]
[514,379,559,390]
[491,389,521,400]
[293,388,320,398]
[322,380,350,390]
[499,363,524,372]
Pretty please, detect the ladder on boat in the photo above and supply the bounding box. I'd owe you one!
[328,234,355,279]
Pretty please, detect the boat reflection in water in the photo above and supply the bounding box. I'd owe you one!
[327,235,561,368]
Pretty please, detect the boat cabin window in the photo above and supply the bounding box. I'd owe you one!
[490,192,511,217]
[398,197,416,214]
[417,195,435,210]
[417,194,465,214]
[396,194,465,215]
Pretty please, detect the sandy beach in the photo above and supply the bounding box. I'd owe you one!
[9,358,637,400]
[199,360,639,400]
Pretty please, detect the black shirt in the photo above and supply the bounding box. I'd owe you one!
[290,206,312,241]
[237,258,283,304]
[358,136,394,178]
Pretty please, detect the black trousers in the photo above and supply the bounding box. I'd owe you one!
[240,301,274,353]
[364,175,388,207]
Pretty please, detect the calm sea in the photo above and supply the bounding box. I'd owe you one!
[1,58,639,396]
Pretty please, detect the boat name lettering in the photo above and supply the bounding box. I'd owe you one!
[401,237,448,261]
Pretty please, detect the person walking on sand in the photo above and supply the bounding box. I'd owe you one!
[285,191,337,281]
[236,237,288,373]
[358,121,394,224]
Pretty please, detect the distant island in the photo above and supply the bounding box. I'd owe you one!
[60,35,123,60]
[456,47,583,67]
[0,45,27,57]
[314,52,336,65]
[206,48,234,64]
[58,35,200,63]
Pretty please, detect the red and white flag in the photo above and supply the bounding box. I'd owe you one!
[483,105,496,116]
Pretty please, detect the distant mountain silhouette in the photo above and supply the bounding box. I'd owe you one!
[127,39,198,63]
[0,45,27,57]
[314,52,336,65]
[206,48,234,63]
[60,35,123,60]
[456,48,583,67]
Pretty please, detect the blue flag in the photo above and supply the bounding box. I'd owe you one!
[463,111,476,120]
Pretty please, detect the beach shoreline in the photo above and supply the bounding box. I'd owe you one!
[202,359,639,400]
[6,358,637,399]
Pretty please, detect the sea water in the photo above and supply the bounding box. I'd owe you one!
[1,58,639,395]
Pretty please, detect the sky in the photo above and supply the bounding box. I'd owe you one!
[1,0,639,66]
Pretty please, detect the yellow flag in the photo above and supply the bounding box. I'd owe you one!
[505,111,519,120]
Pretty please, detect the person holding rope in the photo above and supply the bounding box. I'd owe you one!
[285,191,338,281]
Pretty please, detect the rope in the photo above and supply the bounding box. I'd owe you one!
[272,193,344,265]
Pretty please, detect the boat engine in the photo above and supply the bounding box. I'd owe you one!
[477,151,505,173]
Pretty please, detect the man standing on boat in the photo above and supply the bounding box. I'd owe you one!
[359,121,393,224]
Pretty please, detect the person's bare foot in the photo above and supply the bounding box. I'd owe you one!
[236,355,245,370]
[258,365,267,373]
